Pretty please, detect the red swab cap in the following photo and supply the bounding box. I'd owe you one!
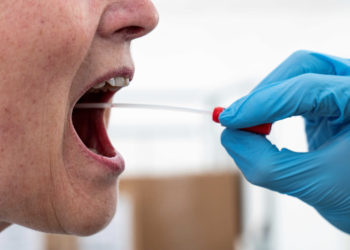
[212,106,272,135]
[212,107,225,123]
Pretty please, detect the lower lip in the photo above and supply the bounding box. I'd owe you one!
[68,117,125,175]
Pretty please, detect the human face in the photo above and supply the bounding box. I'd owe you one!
[0,0,158,235]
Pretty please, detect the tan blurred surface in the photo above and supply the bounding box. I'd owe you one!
[45,234,78,250]
[120,172,241,250]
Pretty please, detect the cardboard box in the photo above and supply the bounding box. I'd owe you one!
[119,172,241,250]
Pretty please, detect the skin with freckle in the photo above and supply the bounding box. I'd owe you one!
[0,0,158,235]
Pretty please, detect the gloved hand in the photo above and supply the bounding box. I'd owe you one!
[220,50,350,233]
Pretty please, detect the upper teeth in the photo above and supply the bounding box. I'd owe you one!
[92,77,130,91]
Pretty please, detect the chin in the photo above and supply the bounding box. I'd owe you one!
[58,192,118,236]
[43,165,119,236]
[69,208,116,236]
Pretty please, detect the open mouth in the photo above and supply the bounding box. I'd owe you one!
[72,77,129,158]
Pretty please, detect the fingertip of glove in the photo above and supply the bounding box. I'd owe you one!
[219,106,238,127]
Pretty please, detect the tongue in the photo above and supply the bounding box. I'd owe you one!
[72,106,116,157]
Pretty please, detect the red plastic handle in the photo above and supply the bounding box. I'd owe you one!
[212,107,272,135]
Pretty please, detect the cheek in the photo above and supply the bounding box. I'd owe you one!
[0,1,97,87]
[0,0,99,208]
[0,1,98,143]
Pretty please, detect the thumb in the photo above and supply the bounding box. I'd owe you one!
[221,129,319,195]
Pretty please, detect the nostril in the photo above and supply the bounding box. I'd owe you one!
[115,26,145,38]
[98,1,158,39]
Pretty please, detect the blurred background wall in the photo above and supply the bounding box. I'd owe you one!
[2,0,350,249]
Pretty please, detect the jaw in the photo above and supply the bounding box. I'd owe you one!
[49,88,122,235]
[0,78,120,235]
[51,172,118,235]
[8,85,121,235]
[45,139,119,235]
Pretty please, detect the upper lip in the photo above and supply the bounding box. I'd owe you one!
[73,66,134,108]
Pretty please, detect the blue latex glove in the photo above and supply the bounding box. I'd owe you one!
[220,50,350,233]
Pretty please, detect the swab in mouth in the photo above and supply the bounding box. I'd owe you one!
[74,103,272,135]
[75,102,211,114]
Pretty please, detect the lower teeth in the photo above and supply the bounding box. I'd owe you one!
[89,148,98,154]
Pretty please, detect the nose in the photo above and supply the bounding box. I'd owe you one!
[98,0,159,40]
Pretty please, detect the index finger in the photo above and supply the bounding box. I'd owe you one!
[253,50,346,91]
[220,74,350,129]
